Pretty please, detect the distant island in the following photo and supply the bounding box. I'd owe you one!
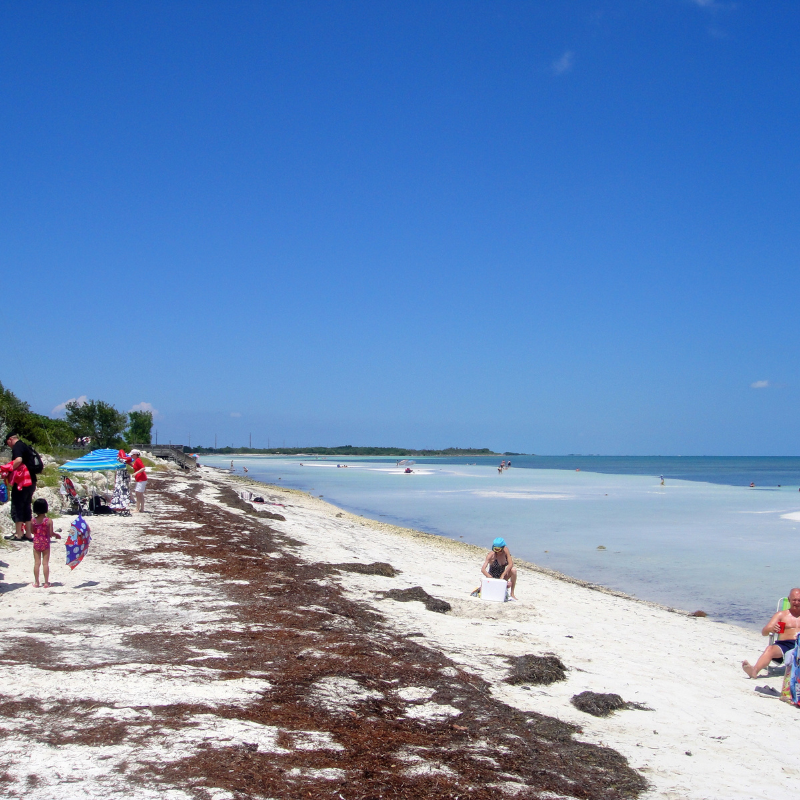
[192,445,510,457]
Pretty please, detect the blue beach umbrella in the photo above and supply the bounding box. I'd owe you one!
[59,448,127,472]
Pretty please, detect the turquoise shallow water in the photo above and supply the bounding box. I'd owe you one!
[202,455,800,628]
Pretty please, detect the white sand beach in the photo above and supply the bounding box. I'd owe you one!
[0,465,798,799]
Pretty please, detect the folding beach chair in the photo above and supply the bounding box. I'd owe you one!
[769,597,791,647]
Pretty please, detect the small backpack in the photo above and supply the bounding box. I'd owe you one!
[28,444,44,475]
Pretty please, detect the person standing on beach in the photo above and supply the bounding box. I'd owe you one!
[742,588,800,678]
[472,537,518,600]
[129,449,148,513]
[4,432,37,541]
[31,498,61,587]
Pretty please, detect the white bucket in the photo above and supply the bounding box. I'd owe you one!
[481,577,508,603]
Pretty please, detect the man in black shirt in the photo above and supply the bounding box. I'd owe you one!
[5,432,36,541]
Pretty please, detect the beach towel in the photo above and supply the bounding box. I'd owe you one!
[65,515,92,570]
[0,461,32,489]
[780,639,800,705]
[110,469,131,510]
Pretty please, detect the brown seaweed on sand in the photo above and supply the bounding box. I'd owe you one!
[2,476,648,799]
[572,691,652,717]
[380,585,452,613]
[329,561,400,577]
[506,654,568,685]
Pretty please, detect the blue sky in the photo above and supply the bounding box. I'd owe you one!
[2,1,799,454]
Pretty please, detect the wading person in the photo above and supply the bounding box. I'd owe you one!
[742,588,800,678]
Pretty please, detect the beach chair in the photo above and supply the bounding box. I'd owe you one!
[768,597,790,647]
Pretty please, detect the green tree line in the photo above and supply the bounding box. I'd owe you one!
[0,381,153,452]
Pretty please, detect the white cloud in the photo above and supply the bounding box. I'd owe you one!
[750,380,788,390]
[552,50,574,76]
[230,412,242,418]
[130,401,160,418]
[690,0,734,9]
[52,395,88,415]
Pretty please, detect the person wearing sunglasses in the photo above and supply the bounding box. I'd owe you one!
[471,537,518,600]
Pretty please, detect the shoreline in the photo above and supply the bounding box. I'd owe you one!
[207,456,800,631]
[227,471,694,616]
[0,465,797,798]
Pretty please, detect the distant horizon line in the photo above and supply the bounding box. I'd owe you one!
[191,449,800,459]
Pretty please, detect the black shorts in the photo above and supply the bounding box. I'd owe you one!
[11,484,35,524]
[772,638,796,663]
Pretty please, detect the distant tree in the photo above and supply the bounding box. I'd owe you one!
[22,414,74,448]
[0,380,31,435]
[66,399,128,448]
[65,401,95,440]
[126,410,153,445]
[0,381,73,449]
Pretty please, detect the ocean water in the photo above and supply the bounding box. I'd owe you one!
[201,455,800,627]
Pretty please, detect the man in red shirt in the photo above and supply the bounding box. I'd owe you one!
[129,449,148,513]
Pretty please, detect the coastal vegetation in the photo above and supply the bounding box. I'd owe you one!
[0,381,73,450]
[0,382,153,454]
[127,410,154,445]
[65,399,129,448]
[64,400,154,448]
[192,445,501,456]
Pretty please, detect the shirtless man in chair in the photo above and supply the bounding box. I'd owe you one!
[742,587,800,678]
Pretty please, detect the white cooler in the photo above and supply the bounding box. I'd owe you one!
[481,577,508,603]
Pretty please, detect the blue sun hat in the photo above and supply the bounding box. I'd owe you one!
[492,537,506,549]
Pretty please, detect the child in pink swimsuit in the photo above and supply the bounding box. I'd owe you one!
[31,498,61,588]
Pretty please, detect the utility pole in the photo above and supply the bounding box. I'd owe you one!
[155,430,158,445]
[249,432,252,448]
[214,434,217,449]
